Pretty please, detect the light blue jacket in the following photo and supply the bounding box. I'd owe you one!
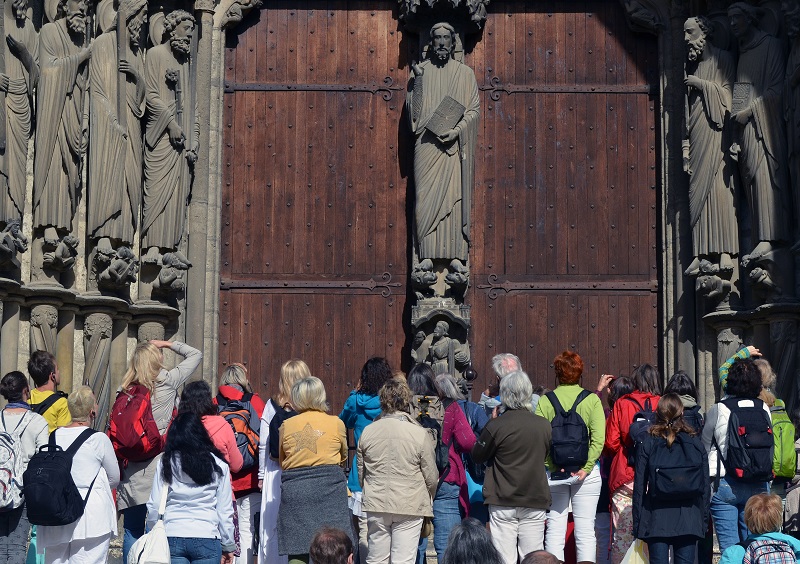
[339,390,382,492]
[720,531,800,564]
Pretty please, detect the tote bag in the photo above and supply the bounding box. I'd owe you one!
[128,485,170,564]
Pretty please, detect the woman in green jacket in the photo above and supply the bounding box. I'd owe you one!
[535,351,606,564]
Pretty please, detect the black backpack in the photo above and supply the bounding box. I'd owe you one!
[647,433,707,500]
[626,397,657,466]
[23,428,99,526]
[546,390,592,472]
[683,405,705,434]
[715,397,774,483]
[30,391,68,417]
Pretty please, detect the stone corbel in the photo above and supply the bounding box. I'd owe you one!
[213,0,262,30]
[619,0,670,35]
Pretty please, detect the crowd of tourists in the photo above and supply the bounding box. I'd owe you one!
[0,341,798,564]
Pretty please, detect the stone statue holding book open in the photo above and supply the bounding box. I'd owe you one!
[406,21,480,278]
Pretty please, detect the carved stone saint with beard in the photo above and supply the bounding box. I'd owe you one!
[682,16,739,276]
[32,0,91,245]
[87,0,148,256]
[141,10,197,261]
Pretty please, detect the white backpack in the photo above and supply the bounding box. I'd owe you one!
[0,410,31,511]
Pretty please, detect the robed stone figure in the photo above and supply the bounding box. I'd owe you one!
[32,0,91,242]
[87,0,147,252]
[0,0,38,224]
[406,22,479,265]
[728,3,790,258]
[141,10,197,261]
[683,16,738,275]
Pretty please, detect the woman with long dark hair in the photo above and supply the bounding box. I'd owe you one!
[632,393,709,564]
[339,357,394,564]
[146,412,235,564]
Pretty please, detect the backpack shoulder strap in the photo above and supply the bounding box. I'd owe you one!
[242,392,253,403]
[624,396,644,411]
[571,390,593,412]
[65,428,98,458]
[545,391,565,415]
[644,398,653,412]
[31,392,66,416]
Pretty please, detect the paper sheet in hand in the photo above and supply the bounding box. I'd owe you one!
[425,95,465,137]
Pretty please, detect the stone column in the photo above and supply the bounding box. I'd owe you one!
[0,298,17,377]
[185,0,218,379]
[57,305,78,393]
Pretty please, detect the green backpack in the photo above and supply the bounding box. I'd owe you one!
[771,401,797,479]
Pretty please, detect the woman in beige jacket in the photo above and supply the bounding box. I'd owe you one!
[357,379,438,564]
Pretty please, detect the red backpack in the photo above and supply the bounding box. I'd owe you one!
[108,384,164,466]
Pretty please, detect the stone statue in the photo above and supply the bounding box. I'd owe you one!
[682,16,738,278]
[152,251,190,294]
[42,233,78,271]
[141,10,197,264]
[426,320,470,378]
[0,217,26,269]
[727,3,790,265]
[0,0,38,225]
[784,1,800,238]
[32,0,91,244]
[87,0,147,254]
[405,22,479,268]
[98,245,138,290]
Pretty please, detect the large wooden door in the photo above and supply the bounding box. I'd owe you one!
[220,1,659,406]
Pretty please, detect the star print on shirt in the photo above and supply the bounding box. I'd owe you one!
[288,423,325,454]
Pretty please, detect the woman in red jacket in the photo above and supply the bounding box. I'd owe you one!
[603,364,662,564]
[217,363,266,564]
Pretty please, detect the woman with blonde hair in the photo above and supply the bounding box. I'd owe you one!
[37,387,120,564]
[216,363,265,564]
[278,376,352,563]
[258,359,310,564]
[115,339,202,563]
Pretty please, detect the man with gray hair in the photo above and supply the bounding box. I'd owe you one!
[480,353,541,415]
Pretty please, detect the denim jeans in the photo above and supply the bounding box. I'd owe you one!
[168,537,222,564]
[416,481,462,563]
[647,536,697,564]
[710,477,769,551]
[122,504,148,564]
[0,504,30,564]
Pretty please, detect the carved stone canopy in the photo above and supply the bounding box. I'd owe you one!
[398,0,491,34]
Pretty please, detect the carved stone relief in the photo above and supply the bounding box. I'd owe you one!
[30,303,57,353]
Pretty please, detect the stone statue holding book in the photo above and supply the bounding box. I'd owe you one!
[406,21,479,267]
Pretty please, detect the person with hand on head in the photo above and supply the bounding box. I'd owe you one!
[116,339,203,563]
[147,412,236,564]
[0,371,48,564]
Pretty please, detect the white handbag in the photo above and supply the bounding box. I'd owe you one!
[128,485,170,564]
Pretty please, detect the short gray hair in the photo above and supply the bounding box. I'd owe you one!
[500,371,533,411]
[68,386,96,422]
[435,373,465,401]
[492,353,522,379]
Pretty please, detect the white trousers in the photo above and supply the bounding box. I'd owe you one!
[43,534,112,564]
[366,512,423,564]
[489,505,546,564]
[236,492,260,564]
[545,465,603,562]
